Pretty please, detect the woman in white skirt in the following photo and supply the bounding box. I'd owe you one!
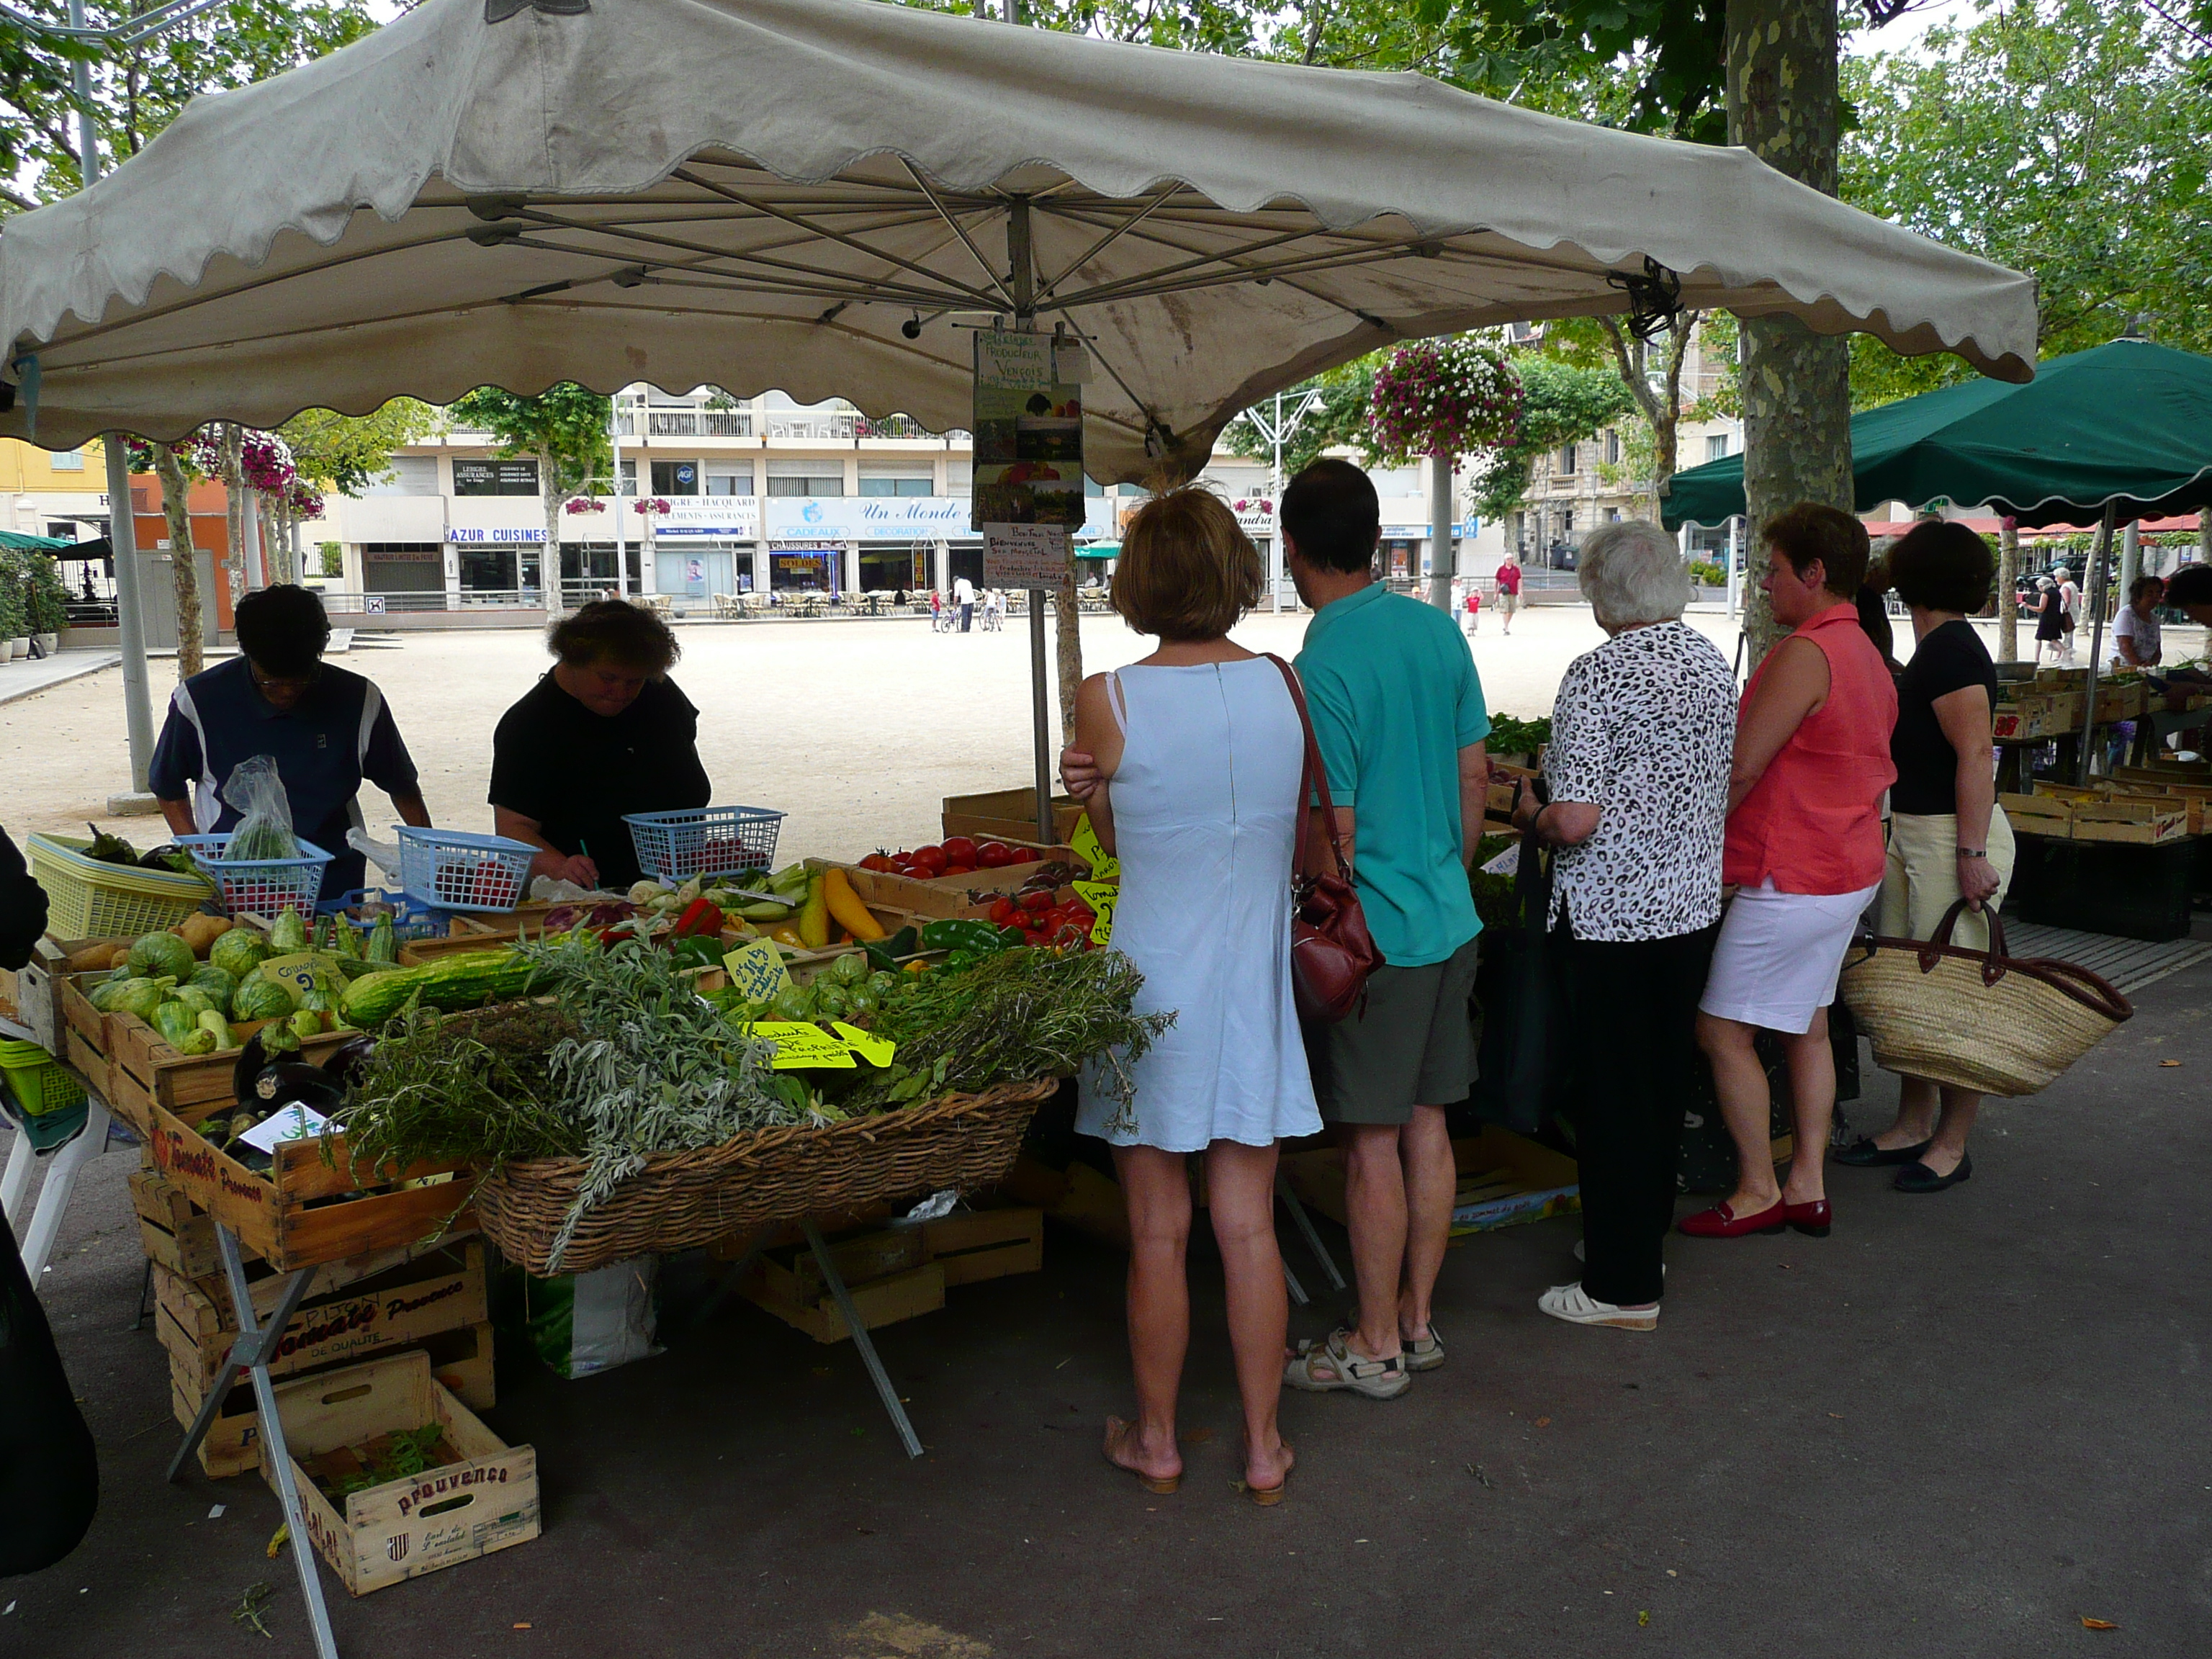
[1685,505,1897,1241]
[1065,487,1316,1505]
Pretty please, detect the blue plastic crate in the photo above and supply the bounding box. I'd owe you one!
[395,827,536,913]
[621,805,786,882]
[178,833,333,920]
[319,887,451,943]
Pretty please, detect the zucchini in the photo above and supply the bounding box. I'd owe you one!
[337,950,547,1027]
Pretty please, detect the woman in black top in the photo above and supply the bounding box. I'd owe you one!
[1836,522,2010,1194]
[490,601,711,893]
[2031,575,2064,667]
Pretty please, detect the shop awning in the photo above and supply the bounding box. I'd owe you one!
[1665,340,2212,531]
[0,529,73,550]
[0,0,2036,480]
[1074,543,1120,559]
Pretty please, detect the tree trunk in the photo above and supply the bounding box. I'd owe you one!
[153,444,204,679]
[539,443,565,619]
[1054,559,1084,743]
[1727,0,1853,663]
[1997,517,2019,662]
[1426,451,1456,609]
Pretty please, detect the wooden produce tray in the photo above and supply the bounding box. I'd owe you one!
[12,936,128,1053]
[156,1241,488,1393]
[130,1166,244,1280]
[942,787,1084,848]
[100,1003,359,1141]
[732,1208,1044,1344]
[267,1350,538,1597]
[174,1322,495,1480]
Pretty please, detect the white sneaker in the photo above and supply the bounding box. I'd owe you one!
[1538,1282,1658,1331]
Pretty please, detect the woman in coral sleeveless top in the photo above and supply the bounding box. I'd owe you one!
[1683,504,1897,1241]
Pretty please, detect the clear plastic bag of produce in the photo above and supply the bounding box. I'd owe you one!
[221,755,301,862]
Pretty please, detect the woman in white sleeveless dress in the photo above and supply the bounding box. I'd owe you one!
[1067,489,1318,1505]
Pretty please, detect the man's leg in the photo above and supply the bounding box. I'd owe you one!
[1341,1123,1408,1362]
[1397,1102,1455,1341]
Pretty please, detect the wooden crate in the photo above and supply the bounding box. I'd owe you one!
[941,787,1084,848]
[732,1208,1045,1343]
[156,1242,488,1391]
[739,1257,945,1344]
[922,1208,1044,1287]
[171,1320,495,1479]
[1283,1130,1581,1236]
[130,1166,235,1280]
[265,1349,536,1596]
[12,937,125,1052]
[1999,791,2072,836]
[2072,799,2190,845]
[64,1025,122,1110]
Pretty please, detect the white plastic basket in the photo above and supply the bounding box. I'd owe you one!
[179,834,333,920]
[621,805,786,881]
[395,827,537,913]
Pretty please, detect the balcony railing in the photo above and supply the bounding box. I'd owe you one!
[763,413,858,440]
[855,414,938,440]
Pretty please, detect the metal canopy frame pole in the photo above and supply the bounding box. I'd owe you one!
[2078,501,2118,785]
[802,1220,924,1459]
[1030,592,1053,845]
[1275,1172,1346,1292]
[167,1223,339,1659]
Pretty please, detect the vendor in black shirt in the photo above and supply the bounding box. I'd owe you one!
[1837,522,2009,1193]
[490,601,710,893]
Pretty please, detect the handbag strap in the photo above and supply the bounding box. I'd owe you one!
[1264,654,1353,884]
[1861,914,2134,1023]
[1920,896,2011,968]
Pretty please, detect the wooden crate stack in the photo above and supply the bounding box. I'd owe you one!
[2002,777,2201,846]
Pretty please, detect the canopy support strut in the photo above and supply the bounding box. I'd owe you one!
[2078,501,2118,784]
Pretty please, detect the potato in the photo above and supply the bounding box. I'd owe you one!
[63,941,124,973]
[170,914,234,958]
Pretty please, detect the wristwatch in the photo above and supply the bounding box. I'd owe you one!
[1956,847,1987,859]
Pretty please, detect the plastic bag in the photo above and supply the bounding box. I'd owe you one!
[345,827,403,878]
[496,1257,660,1380]
[221,755,300,861]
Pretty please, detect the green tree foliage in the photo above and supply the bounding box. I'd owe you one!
[449,385,611,505]
[280,400,437,496]
[1467,356,1634,521]
[0,0,377,211]
[1841,0,2212,407]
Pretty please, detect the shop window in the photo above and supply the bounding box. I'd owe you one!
[858,475,933,497]
[706,468,751,497]
[50,449,85,472]
[361,542,444,594]
[452,459,539,496]
[766,472,845,497]
[652,459,701,495]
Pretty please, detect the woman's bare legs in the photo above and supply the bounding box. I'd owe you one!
[1204,1140,1294,1493]
[1778,1008,1835,1205]
[1697,1012,1784,1215]
[1107,1145,1192,1486]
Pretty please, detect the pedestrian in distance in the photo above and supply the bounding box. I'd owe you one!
[955,572,977,633]
[1058,487,1314,1506]
[1495,556,1522,635]
[1462,583,1480,636]
[2055,565,2082,663]
[149,583,431,905]
[1276,459,1491,1401]
[1835,521,2012,1193]
[1514,520,1735,1331]
[1683,504,1897,1242]
[2033,575,2064,667]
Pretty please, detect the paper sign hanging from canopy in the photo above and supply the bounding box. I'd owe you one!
[976,328,1087,586]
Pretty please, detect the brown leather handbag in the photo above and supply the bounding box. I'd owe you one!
[1266,655,1381,1022]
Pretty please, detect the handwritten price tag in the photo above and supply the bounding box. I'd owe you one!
[1069,813,1119,883]
[748,1022,857,1070]
[257,953,328,1008]
[721,938,793,1004]
[832,1022,898,1068]
[1073,879,1119,948]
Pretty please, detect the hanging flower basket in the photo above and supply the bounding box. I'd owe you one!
[1369,338,1524,463]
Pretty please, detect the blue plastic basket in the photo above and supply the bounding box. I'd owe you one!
[178,833,333,920]
[395,827,536,913]
[622,805,786,881]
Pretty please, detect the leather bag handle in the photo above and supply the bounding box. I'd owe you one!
[1264,654,1353,886]
[1919,897,2012,982]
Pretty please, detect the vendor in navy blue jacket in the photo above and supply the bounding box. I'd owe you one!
[149,584,431,902]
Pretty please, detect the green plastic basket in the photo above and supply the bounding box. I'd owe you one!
[0,1038,88,1118]
[24,834,214,939]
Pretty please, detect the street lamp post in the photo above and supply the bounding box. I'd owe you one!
[1244,387,1321,611]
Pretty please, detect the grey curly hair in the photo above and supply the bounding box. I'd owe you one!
[1576,519,1691,629]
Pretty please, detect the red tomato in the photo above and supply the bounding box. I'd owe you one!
[941,836,979,865]
[1018,889,1053,913]
[976,842,1014,869]
[943,863,975,878]
[1009,848,1038,863]
[1064,902,1097,927]
[910,845,949,876]
[858,853,899,874]
[989,896,1018,926]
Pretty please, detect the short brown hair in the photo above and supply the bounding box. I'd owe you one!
[1764,503,1869,599]
[1111,488,1262,640]
[1885,520,1995,613]
[547,598,680,675]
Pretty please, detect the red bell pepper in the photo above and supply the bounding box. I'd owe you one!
[671,896,724,939]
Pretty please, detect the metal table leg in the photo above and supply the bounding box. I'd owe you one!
[168,1225,340,1659]
[1275,1173,1346,1292]
[1281,1254,1309,1307]
[803,1220,923,1460]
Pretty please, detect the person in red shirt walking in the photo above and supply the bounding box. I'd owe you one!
[1461,583,1480,636]
[1683,504,1896,1241]
[1494,557,1522,635]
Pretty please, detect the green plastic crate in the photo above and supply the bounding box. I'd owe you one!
[0,1038,88,1118]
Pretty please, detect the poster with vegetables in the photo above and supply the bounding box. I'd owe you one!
[974,328,1087,586]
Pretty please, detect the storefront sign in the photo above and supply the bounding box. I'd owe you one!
[646,496,761,539]
[974,328,1085,586]
[446,526,544,543]
[762,496,966,540]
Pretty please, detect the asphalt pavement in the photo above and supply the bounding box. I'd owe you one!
[6,956,2207,1659]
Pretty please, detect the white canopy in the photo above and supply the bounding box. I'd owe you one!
[0,0,2038,477]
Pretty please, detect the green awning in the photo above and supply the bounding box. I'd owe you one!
[1664,340,2212,531]
[1074,542,1120,559]
[0,529,72,550]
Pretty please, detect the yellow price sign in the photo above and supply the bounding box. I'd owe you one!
[721,938,793,1004]
[1069,812,1120,884]
[747,1021,858,1069]
[832,1022,898,1067]
[1073,878,1119,948]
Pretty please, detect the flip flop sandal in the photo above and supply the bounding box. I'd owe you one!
[1400,1324,1444,1373]
[1102,1417,1179,1494]
[1282,1328,1411,1399]
[1241,1444,1295,1507]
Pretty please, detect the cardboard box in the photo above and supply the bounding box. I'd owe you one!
[266,1349,537,1596]
[171,1321,495,1478]
[941,787,1084,849]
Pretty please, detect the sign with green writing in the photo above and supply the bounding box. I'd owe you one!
[722,938,794,1004]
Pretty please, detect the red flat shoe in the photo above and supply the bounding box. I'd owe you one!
[1678,1199,1786,1238]
[1781,1198,1832,1238]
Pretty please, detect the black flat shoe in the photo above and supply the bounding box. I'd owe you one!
[1894,1154,1972,1194]
[1834,1136,1933,1168]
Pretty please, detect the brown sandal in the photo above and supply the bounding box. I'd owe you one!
[1103,1416,1179,1495]
[1243,1443,1295,1506]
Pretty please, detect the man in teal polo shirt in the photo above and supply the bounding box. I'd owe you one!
[1279,459,1490,1403]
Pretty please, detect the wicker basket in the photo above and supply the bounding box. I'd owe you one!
[1839,901,2131,1097]
[472,1077,1058,1275]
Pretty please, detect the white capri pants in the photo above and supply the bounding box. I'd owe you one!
[1698,877,1881,1035]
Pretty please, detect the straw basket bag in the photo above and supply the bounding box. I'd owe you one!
[1838,900,2131,1097]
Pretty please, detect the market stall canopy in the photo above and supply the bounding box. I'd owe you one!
[1665,340,2212,531]
[0,529,73,550]
[1074,543,1120,559]
[0,0,2036,478]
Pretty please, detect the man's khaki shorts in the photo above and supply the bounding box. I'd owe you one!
[1305,935,1482,1125]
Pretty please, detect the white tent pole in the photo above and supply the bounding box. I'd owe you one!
[2077,501,2116,785]
[611,394,629,599]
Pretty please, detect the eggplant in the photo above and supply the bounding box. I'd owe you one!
[320,1034,379,1091]
[250,1062,346,1115]
[231,1027,275,1107]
